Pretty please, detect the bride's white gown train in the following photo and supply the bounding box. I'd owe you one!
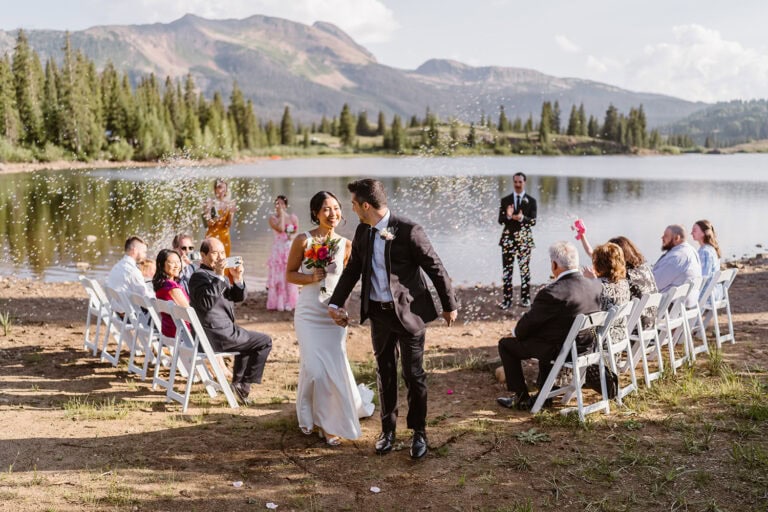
[294,233,375,439]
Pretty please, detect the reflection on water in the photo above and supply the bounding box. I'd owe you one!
[1,155,767,287]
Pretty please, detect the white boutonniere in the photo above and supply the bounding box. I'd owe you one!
[522,196,529,204]
[379,227,397,241]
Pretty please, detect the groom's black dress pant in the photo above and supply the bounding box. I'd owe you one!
[369,301,427,432]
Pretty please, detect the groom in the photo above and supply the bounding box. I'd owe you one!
[328,179,458,459]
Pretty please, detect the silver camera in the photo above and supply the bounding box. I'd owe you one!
[188,250,202,262]
[224,256,243,268]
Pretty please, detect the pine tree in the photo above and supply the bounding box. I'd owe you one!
[577,103,587,136]
[41,58,59,144]
[376,110,386,136]
[339,103,355,146]
[602,104,619,142]
[566,105,579,136]
[524,114,533,134]
[467,123,476,147]
[587,115,599,138]
[498,105,509,132]
[280,105,295,145]
[539,101,552,144]
[319,115,331,134]
[551,100,561,135]
[0,55,21,142]
[181,74,201,149]
[356,110,370,136]
[512,117,522,132]
[12,29,44,146]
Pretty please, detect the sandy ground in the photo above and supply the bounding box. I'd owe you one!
[0,258,766,511]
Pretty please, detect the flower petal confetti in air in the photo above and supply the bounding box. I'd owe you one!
[446,389,454,395]
[232,481,243,488]
[266,503,279,510]
[370,486,381,493]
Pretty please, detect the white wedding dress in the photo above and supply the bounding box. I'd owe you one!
[294,232,375,439]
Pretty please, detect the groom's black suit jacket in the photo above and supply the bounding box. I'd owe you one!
[329,213,457,336]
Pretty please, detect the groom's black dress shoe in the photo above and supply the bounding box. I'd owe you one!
[410,431,428,460]
[375,431,395,455]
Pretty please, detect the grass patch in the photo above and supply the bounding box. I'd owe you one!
[350,359,377,387]
[0,311,12,335]
[63,396,138,420]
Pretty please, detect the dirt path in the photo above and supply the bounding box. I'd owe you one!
[0,259,766,511]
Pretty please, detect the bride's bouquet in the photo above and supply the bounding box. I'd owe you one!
[304,235,341,295]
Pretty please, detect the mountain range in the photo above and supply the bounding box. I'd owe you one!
[0,14,708,127]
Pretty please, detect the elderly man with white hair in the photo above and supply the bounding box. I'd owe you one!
[496,241,603,410]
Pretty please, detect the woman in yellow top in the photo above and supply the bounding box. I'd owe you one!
[204,179,237,256]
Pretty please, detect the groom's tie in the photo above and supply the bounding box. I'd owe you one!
[514,194,520,211]
[362,226,377,314]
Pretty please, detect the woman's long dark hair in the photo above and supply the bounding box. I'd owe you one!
[309,191,342,225]
[152,249,182,292]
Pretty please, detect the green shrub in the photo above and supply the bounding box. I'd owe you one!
[33,142,70,162]
[107,140,135,162]
[0,138,34,163]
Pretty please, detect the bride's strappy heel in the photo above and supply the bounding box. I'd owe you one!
[317,428,342,446]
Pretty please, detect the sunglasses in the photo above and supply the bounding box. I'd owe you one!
[181,246,195,251]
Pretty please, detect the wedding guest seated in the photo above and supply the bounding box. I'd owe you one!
[497,241,602,410]
[583,242,632,342]
[106,236,155,313]
[573,224,659,328]
[139,257,156,295]
[152,249,189,338]
[172,232,197,294]
[652,224,701,305]
[691,219,723,301]
[189,237,272,405]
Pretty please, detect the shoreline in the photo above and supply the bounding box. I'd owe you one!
[1,141,767,176]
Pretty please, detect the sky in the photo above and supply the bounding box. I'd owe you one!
[2,0,767,103]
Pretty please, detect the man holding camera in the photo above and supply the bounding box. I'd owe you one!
[188,237,272,405]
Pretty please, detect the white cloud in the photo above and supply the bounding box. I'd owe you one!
[585,55,619,75]
[623,24,768,101]
[555,34,581,54]
[124,0,399,43]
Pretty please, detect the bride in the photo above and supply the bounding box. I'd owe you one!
[286,191,375,445]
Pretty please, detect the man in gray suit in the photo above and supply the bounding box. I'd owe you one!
[189,237,272,405]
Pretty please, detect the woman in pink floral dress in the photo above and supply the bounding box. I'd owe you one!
[267,195,299,311]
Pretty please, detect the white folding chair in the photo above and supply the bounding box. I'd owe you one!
[680,277,709,360]
[78,276,112,356]
[700,269,738,348]
[629,292,665,388]
[657,283,691,375]
[125,293,161,381]
[101,287,138,366]
[601,301,637,405]
[161,303,239,412]
[531,311,611,423]
[151,299,186,394]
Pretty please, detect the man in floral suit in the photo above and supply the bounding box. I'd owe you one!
[498,172,537,308]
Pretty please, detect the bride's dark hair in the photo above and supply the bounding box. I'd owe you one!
[310,191,342,225]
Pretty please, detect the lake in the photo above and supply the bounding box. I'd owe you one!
[0,154,766,288]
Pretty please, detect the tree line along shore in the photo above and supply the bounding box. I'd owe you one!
[2,30,767,170]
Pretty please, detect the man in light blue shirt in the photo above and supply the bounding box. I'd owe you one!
[652,224,701,305]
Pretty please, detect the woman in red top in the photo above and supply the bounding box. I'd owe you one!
[152,249,189,337]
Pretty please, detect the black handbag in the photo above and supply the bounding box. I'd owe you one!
[584,364,618,399]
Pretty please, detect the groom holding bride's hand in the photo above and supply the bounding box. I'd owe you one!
[328,179,458,459]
